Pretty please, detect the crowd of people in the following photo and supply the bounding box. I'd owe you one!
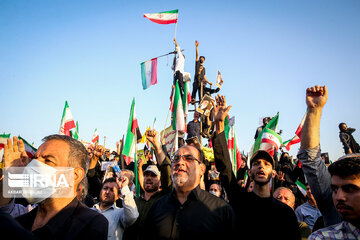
[1,38,360,240]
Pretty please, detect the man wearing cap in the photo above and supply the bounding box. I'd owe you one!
[140,134,235,240]
[123,130,172,240]
[211,95,300,240]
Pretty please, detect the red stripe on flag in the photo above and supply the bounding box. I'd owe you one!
[144,16,178,24]
[261,138,280,151]
[124,155,134,165]
[131,119,139,134]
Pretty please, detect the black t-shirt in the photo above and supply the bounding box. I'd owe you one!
[194,60,205,85]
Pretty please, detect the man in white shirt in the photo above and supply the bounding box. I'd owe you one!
[92,176,138,240]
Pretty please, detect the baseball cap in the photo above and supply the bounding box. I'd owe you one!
[250,150,275,169]
[144,165,160,176]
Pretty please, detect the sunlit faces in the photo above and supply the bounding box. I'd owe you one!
[171,145,205,190]
[100,181,119,207]
[209,183,222,197]
[331,175,360,223]
[249,159,275,186]
[34,140,70,168]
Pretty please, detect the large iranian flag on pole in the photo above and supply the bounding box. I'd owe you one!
[59,101,76,136]
[123,98,139,165]
[172,80,185,131]
[18,136,37,158]
[143,9,178,24]
[259,128,282,156]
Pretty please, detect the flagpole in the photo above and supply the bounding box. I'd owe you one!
[143,49,184,63]
[174,21,178,39]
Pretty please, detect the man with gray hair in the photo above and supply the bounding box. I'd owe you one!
[3,135,108,239]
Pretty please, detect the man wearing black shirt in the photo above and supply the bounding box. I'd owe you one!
[3,135,108,240]
[212,95,301,240]
[142,143,235,240]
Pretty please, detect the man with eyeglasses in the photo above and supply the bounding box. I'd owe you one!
[141,143,235,240]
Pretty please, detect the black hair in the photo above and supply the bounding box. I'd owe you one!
[338,122,346,131]
[200,56,205,61]
[102,177,118,188]
[328,155,360,178]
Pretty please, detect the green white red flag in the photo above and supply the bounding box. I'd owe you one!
[123,98,140,165]
[91,129,99,144]
[0,133,10,163]
[141,58,157,90]
[73,121,79,140]
[251,113,281,158]
[143,9,178,24]
[296,180,307,197]
[172,81,185,131]
[283,112,306,151]
[59,101,76,136]
[18,136,37,158]
[227,117,242,175]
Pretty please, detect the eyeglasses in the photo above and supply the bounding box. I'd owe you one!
[171,154,201,164]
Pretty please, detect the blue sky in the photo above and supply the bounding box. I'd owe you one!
[1,0,359,161]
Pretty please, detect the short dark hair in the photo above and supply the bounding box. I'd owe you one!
[102,177,118,188]
[200,56,205,61]
[328,155,360,178]
[339,122,346,130]
[42,134,89,173]
[188,144,206,164]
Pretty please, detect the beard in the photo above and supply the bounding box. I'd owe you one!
[171,173,189,188]
[144,183,159,193]
[251,172,272,186]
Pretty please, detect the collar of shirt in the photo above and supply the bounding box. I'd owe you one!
[170,185,201,206]
[344,221,360,237]
[93,203,116,212]
[19,197,79,236]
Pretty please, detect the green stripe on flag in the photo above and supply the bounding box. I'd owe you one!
[159,9,178,14]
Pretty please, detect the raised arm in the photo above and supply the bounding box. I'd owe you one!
[298,85,341,226]
[145,130,166,166]
[117,176,139,227]
[195,40,199,61]
[137,157,145,191]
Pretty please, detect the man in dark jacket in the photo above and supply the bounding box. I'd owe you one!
[339,122,360,154]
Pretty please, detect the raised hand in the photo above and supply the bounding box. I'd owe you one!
[214,95,232,124]
[306,85,328,109]
[117,176,129,189]
[195,40,199,47]
[145,130,160,148]
[3,136,30,167]
[93,144,105,158]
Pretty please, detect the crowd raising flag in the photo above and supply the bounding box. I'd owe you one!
[91,128,99,144]
[283,112,306,151]
[123,98,140,165]
[172,80,186,132]
[59,101,76,136]
[18,136,37,158]
[251,113,282,158]
[143,9,178,24]
[141,58,158,90]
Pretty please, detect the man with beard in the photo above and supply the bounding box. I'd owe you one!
[339,122,360,154]
[141,143,235,240]
[123,130,172,240]
[296,85,360,239]
[92,176,138,240]
[211,95,300,240]
[4,135,108,240]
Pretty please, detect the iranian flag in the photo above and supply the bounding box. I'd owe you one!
[59,101,76,136]
[143,9,178,24]
[259,128,282,156]
[172,81,185,131]
[182,77,191,117]
[283,112,306,151]
[227,117,242,175]
[251,113,280,158]
[73,121,79,140]
[91,129,99,144]
[141,58,157,90]
[122,98,139,165]
[0,133,10,163]
[18,136,37,158]
[296,180,307,197]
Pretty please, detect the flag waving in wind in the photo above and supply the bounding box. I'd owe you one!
[123,98,140,165]
[91,129,99,144]
[59,101,76,136]
[172,80,185,131]
[283,112,306,151]
[143,9,178,24]
[141,58,158,90]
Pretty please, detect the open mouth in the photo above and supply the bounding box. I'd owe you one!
[257,171,265,177]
